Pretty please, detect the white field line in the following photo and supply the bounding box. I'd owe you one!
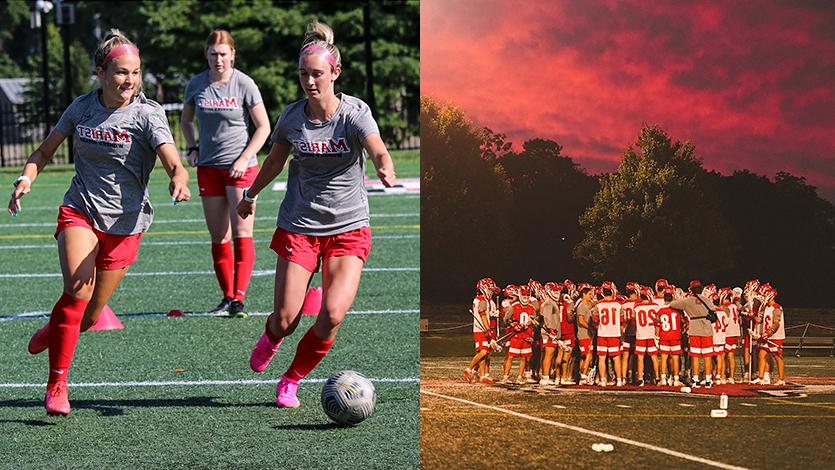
[0,377,420,389]
[0,213,419,229]
[0,267,418,279]
[421,390,749,470]
[0,234,419,250]
[0,308,419,321]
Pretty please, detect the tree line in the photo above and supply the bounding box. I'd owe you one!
[421,97,835,308]
[0,0,419,148]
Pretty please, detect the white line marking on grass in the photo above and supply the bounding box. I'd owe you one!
[0,234,419,250]
[0,308,419,321]
[0,377,420,389]
[553,405,567,409]
[615,404,632,408]
[740,403,757,407]
[0,267,418,279]
[678,403,696,407]
[421,390,748,470]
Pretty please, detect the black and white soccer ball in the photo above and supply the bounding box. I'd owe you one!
[321,370,376,425]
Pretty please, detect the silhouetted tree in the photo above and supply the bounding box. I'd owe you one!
[574,125,733,284]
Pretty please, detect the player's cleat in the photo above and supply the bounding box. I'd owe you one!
[516,376,526,385]
[774,379,786,386]
[275,375,300,407]
[692,378,701,388]
[526,376,538,384]
[499,375,509,384]
[719,379,726,385]
[673,378,683,387]
[751,377,762,384]
[228,300,248,318]
[705,380,713,389]
[464,368,475,383]
[598,379,607,388]
[763,373,771,385]
[660,375,667,385]
[45,381,70,416]
[743,372,751,383]
[616,378,624,387]
[561,378,576,385]
[209,296,233,313]
[539,378,554,386]
[249,332,282,372]
[638,379,645,387]
[728,378,736,384]
[28,323,50,355]
[480,375,496,385]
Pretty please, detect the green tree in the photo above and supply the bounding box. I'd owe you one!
[574,124,732,283]
[421,96,514,302]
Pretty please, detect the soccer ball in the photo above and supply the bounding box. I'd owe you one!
[321,370,376,425]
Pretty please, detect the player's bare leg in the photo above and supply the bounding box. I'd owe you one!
[79,267,128,332]
[774,353,785,383]
[755,348,768,382]
[620,350,630,383]
[541,347,555,384]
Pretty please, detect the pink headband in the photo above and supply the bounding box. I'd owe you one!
[301,43,338,70]
[103,44,139,66]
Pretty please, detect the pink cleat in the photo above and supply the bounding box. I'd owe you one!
[28,323,50,355]
[249,332,282,373]
[45,381,71,416]
[276,375,300,407]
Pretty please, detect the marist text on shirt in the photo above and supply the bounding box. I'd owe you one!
[291,137,350,156]
[76,125,131,148]
[197,97,240,111]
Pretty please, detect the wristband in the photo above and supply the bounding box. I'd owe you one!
[13,175,31,187]
[242,188,258,203]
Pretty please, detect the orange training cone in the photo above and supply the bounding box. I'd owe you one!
[301,287,322,316]
[88,305,125,331]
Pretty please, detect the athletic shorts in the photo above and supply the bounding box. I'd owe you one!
[760,338,783,356]
[55,205,142,270]
[270,226,372,273]
[688,335,714,357]
[474,332,489,352]
[597,336,621,357]
[621,337,635,354]
[542,333,559,349]
[197,165,259,197]
[579,337,592,356]
[659,338,682,354]
[508,336,532,357]
[560,337,575,350]
[635,338,659,355]
[725,336,738,352]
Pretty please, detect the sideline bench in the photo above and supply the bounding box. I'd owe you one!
[784,336,835,357]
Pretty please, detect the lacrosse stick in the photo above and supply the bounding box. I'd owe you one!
[748,328,783,351]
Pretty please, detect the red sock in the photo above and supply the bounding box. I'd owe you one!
[47,293,89,384]
[285,328,334,382]
[211,242,234,299]
[232,237,255,301]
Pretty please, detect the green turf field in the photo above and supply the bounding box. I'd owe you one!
[421,331,835,470]
[0,150,419,469]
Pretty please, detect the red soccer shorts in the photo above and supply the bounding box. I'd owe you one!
[635,338,659,355]
[621,338,633,354]
[659,338,682,354]
[760,338,783,356]
[579,337,592,356]
[597,336,621,357]
[725,335,739,352]
[473,332,489,352]
[270,226,372,273]
[508,336,532,357]
[197,164,259,197]
[688,335,714,357]
[55,205,142,270]
[560,337,575,350]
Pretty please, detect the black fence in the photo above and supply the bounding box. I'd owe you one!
[0,101,418,168]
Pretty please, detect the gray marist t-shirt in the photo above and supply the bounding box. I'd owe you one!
[184,69,262,168]
[55,90,174,235]
[270,93,379,236]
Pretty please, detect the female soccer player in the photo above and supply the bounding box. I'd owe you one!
[239,21,396,407]
[8,30,191,415]
[181,29,270,317]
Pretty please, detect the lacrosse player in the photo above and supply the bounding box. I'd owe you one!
[592,283,624,387]
[465,278,499,383]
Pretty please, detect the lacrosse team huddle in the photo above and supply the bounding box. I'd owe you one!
[465,277,786,389]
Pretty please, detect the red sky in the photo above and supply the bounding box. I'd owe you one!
[421,0,835,203]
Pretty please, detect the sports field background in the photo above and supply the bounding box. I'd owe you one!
[420,305,835,469]
[0,150,419,469]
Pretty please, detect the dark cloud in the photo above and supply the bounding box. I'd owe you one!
[422,0,835,203]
